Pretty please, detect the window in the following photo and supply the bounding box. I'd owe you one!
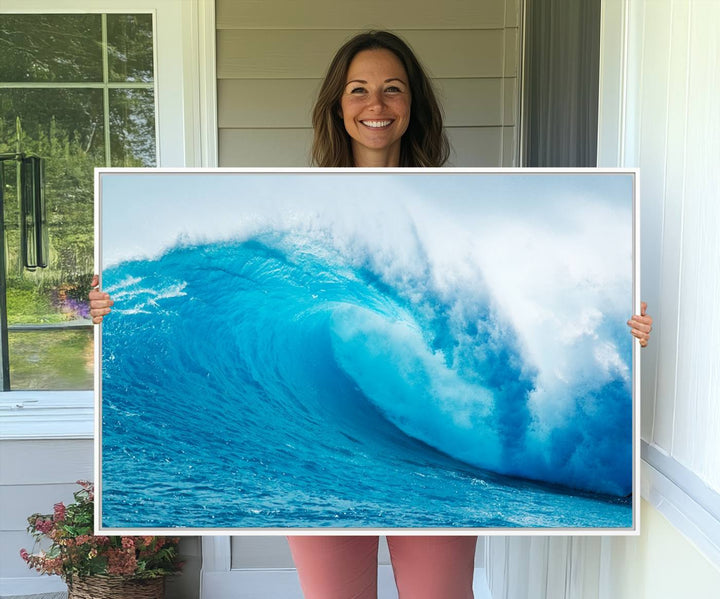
[0,13,157,390]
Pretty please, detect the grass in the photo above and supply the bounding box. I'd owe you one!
[9,329,93,390]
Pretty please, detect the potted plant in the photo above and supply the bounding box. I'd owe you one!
[20,480,182,599]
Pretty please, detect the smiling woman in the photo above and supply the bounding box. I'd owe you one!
[311,30,449,168]
[340,49,412,166]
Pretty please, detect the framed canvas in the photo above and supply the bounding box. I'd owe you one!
[95,168,639,534]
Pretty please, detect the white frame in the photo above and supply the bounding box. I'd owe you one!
[93,166,641,537]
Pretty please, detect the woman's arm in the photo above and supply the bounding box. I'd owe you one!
[89,270,654,348]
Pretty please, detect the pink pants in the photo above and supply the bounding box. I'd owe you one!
[287,535,477,599]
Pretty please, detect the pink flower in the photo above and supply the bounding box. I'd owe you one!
[107,548,137,576]
[53,502,66,522]
[19,548,29,562]
[34,518,53,534]
[121,537,135,550]
[43,556,64,576]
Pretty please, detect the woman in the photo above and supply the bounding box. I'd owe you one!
[90,31,653,599]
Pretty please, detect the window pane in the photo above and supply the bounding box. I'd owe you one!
[0,88,106,163]
[2,89,101,390]
[8,329,94,390]
[107,14,154,83]
[0,13,157,390]
[1,88,103,278]
[0,14,102,82]
[109,89,157,166]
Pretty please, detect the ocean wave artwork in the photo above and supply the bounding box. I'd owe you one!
[99,170,636,530]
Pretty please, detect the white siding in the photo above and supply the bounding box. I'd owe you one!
[0,439,92,584]
[216,0,522,167]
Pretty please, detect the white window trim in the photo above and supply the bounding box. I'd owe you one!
[3,0,218,168]
[0,391,93,439]
[0,0,217,439]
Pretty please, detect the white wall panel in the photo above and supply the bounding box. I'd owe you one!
[652,0,690,458]
[636,0,673,451]
[485,536,604,599]
[599,0,720,491]
[611,0,720,490]
[671,1,720,486]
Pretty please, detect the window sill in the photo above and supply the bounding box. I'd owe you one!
[0,391,93,440]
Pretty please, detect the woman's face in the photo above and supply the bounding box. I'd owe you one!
[340,48,411,166]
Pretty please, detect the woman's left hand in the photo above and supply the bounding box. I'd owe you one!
[627,301,653,348]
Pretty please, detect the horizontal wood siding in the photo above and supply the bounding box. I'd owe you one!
[447,127,505,166]
[220,128,314,166]
[217,0,521,167]
[0,439,93,580]
[0,440,93,485]
[217,0,514,30]
[218,29,510,79]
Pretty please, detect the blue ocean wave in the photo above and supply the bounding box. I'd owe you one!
[101,234,632,528]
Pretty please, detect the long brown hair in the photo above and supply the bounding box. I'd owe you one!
[311,31,449,167]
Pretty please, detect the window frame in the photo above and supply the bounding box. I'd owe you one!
[0,0,217,439]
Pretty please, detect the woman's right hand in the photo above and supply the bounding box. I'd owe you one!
[89,274,114,324]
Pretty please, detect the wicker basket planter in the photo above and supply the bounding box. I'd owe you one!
[67,575,165,599]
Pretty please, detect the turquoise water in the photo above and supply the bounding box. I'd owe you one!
[101,235,632,529]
